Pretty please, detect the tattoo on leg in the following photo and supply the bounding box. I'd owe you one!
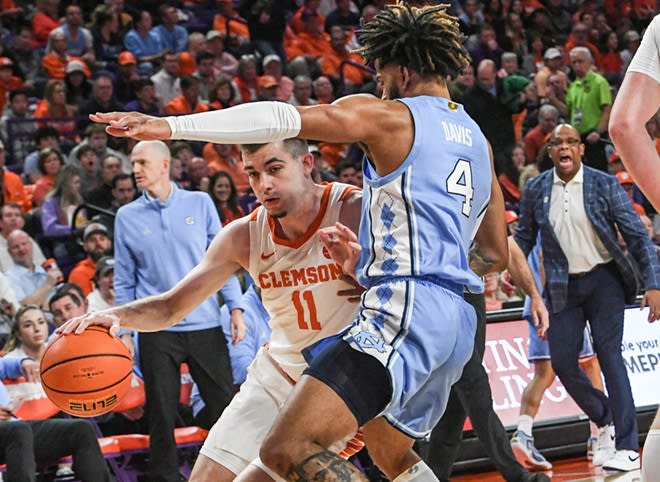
[287,451,366,482]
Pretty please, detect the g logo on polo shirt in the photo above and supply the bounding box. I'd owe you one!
[185,217,195,225]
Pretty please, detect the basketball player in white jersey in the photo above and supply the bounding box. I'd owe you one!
[610,13,660,480]
[57,138,365,481]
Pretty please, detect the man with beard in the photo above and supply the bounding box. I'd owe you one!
[68,223,112,296]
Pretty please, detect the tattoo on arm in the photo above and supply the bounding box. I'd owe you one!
[287,451,367,482]
[469,243,498,277]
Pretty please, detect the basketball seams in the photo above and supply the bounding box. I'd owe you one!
[41,353,132,377]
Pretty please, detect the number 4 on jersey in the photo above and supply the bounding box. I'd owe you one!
[446,159,474,217]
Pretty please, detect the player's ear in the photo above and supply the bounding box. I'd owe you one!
[301,152,315,175]
[400,66,411,90]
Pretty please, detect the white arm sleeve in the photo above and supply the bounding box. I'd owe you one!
[627,14,660,83]
[165,101,302,144]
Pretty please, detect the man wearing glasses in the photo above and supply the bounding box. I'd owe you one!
[514,123,660,473]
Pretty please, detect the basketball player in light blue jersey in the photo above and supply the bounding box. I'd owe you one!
[81,4,509,482]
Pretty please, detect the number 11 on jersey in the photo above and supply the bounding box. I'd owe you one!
[292,290,321,330]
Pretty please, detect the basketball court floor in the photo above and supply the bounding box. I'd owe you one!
[452,457,643,481]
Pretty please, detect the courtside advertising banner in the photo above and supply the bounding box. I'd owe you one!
[481,307,660,429]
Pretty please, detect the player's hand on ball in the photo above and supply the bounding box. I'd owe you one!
[55,311,122,338]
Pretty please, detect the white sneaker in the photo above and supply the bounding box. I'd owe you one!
[603,450,641,472]
[592,424,616,466]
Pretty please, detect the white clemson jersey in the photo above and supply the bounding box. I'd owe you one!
[248,182,360,380]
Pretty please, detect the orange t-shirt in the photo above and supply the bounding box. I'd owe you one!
[320,52,369,85]
[290,7,325,34]
[33,100,78,140]
[68,257,96,296]
[32,11,60,48]
[165,96,209,115]
[32,175,55,207]
[212,14,250,42]
[41,54,91,80]
[202,143,249,194]
[285,32,333,61]
[2,170,31,212]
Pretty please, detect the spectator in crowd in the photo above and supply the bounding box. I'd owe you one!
[178,32,207,77]
[238,0,288,62]
[524,104,559,166]
[77,72,125,135]
[600,31,623,86]
[114,51,140,105]
[5,230,62,309]
[563,47,612,172]
[262,54,293,102]
[185,157,210,192]
[616,172,647,215]
[534,48,567,101]
[448,60,475,103]
[232,54,259,104]
[313,75,335,104]
[0,357,112,481]
[325,0,360,32]
[33,80,78,144]
[49,282,88,327]
[194,51,218,102]
[0,57,24,115]
[68,223,112,297]
[69,123,130,173]
[64,61,93,109]
[543,71,568,120]
[206,31,238,79]
[23,126,60,184]
[334,159,358,185]
[152,4,189,54]
[110,173,137,211]
[40,165,87,258]
[2,305,48,361]
[565,22,601,68]
[125,77,162,115]
[289,75,318,106]
[458,0,485,38]
[463,59,521,172]
[207,171,244,225]
[165,75,209,115]
[470,24,504,69]
[123,10,167,72]
[6,26,40,94]
[0,141,31,213]
[90,4,124,72]
[32,147,65,207]
[320,25,370,92]
[0,203,46,273]
[32,0,62,49]
[52,4,95,65]
[151,51,182,110]
[620,30,641,75]
[515,123,660,472]
[85,154,123,210]
[497,144,527,204]
[255,75,279,101]
[41,30,91,81]
[87,256,115,312]
[286,9,333,62]
[208,77,237,110]
[0,90,36,171]
[201,142,248,194]
[75,145,102,195]
[213,0,250,48]
[290,0,325,34]
[112,140,244,481]
[545,0,572,44]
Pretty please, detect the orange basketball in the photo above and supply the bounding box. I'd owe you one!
[40,326,133,417]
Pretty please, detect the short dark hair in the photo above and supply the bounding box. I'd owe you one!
[131,76,154,93]
[196,50,214,64]
[9,89,28,103]
[240,138,308,159]
[35,126,59,144]
[0,202,22,219]
[76,144,96,160]
[49,283,85,312]
[112,172,134,189]
[180,75,199,90]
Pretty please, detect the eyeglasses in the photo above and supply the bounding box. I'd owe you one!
[549,138,581,147]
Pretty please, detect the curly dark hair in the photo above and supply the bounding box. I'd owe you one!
[355,1,468,79]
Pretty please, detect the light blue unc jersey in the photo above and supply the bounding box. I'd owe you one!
[357,95,492,293]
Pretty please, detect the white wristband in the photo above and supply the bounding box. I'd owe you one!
[165,101,302,144]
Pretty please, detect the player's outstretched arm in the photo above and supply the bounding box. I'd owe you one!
[609,71,660,211]
[56,219,249,337]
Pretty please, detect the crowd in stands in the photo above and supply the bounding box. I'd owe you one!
[0,0,659,477]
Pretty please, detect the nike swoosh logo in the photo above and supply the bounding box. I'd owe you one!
[261,252,275,260]
[628,455,640,462]
[610,435,616,441]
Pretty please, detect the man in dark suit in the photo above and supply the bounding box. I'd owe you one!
[514,123,660,473]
